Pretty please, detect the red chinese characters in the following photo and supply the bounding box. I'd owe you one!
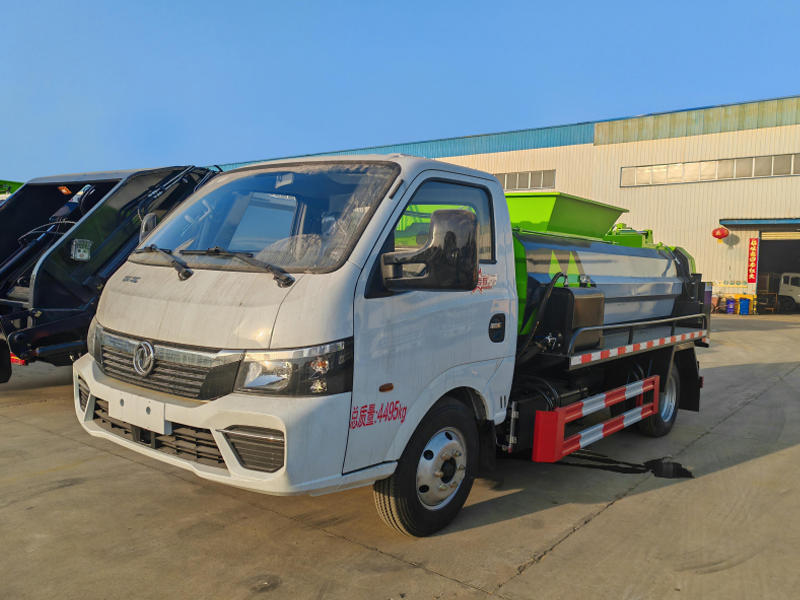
[472,268,498,294]
[349,401,407,429]
[747,238,759,284]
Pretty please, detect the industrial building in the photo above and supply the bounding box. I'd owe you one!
[222,95,800,300]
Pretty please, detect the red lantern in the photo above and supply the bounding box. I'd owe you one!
[712,227,730,240]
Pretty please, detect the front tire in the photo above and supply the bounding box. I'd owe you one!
[373,396,478,537]
[639,364,680,437]
[779,296,796,313]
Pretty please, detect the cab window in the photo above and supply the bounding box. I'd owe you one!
[784,275,790,284]
[394,180,494,261]
[791,277,800,287]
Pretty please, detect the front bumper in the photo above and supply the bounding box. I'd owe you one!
[72,354,395,496]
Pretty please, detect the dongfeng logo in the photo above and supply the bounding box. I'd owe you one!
[132,341,155,376]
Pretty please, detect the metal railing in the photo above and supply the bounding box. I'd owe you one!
[566,313,708,356]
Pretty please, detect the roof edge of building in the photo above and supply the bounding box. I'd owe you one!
[218,93,800,170]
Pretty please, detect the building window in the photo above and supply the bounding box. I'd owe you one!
[735,158,753,178]
[494,169,555,190]
[774,155,792,175]
[754,156,772,177]
[684,162,700,181]
[717,159,734,179]
[621,153,800,187]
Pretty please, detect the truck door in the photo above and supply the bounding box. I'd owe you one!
[345,172,513,473]
[781,274,800,299]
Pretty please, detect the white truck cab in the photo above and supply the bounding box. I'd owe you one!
[74,154,706,536]
[74,156,516,534]
[778,273,800,312]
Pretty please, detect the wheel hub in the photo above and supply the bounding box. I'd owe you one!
[416,427,467,510]
[661,373,677,421]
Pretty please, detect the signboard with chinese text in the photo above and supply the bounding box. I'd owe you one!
[747,238,759,284]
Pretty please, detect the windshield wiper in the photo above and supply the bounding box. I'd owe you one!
[133,244,194,280]
[180,247,294,288]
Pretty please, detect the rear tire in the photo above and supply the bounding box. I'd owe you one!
[779,296,796,313]
[639,364,680,437]
[373,396,478,537]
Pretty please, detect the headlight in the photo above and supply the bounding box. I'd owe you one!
[87,318,103,363]
[235,338,353,396]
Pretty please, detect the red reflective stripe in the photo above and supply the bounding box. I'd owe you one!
[573,330,705,366]
[532,375,660,463]
[562,434,582,456]
[604,387,628,408]
[640,401,658,419]
[563,402,585,422]
[602,413,627,437]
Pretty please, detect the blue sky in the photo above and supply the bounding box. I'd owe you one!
[2,0,799,182]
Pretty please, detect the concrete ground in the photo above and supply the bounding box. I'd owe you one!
[2,314,800,599]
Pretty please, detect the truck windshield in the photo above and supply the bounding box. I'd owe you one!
[130,162,399,273]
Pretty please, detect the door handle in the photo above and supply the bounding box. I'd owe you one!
[489,314,506,343]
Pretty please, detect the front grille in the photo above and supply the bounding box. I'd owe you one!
[92,398,226,468]
[101,345,209,399]
[97,329,242,400]
[222,427,285,473]
[77,376,90,411]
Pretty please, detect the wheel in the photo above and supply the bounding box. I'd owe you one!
[639,364,680,437]
[779,296,796,313]
[373,396,478,537]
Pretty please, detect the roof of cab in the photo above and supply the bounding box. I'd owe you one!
[224,154,499,185]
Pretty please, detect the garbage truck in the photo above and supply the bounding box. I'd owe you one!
[72,155,707,536]
[0,166,214,382]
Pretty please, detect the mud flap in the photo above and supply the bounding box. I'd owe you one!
[479,420,497,470]
[674,347,701,411]
[0,340,11,383]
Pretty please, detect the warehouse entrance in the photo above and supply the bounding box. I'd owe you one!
[757,233,800,313]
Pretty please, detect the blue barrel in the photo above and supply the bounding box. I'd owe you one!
[740,298,750,315]
[726,299,735,314]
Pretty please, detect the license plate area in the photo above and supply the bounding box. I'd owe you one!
[108,390,172,435]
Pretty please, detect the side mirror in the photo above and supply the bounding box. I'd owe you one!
[139,213,158,242]
[381,209,479,292]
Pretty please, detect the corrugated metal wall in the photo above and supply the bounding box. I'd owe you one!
[595,97,800,146]
[432,144,596,199]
